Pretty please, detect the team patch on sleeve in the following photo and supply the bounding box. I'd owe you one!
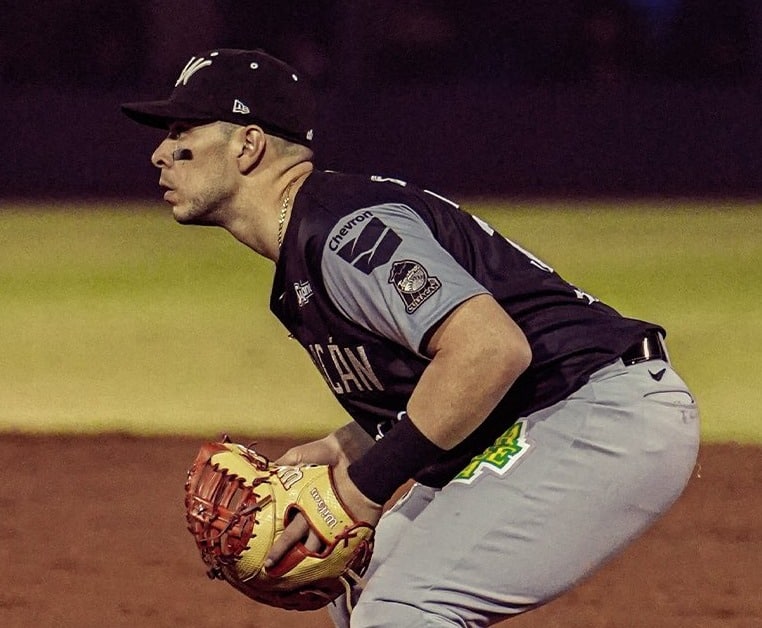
[388,260,441,313]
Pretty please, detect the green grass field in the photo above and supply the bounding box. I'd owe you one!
[2,199,760,442]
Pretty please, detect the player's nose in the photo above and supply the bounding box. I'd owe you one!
[151,138,174,168]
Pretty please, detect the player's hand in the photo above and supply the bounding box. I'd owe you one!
[275,435,343,467]
[264,460,382,569]
[264,512,321,568]
[331,460,383,525]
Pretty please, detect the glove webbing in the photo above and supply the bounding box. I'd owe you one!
[186,453,272,577]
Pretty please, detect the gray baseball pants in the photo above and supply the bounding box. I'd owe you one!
[329,358,700,627]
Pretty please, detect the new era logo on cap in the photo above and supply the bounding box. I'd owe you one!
[232,99,250,114]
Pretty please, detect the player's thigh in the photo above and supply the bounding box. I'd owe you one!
[350,423,567,627]
[350,362,699,627]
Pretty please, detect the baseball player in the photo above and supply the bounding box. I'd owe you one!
[122,49,700,627]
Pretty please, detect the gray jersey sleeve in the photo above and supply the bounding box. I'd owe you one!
[321,203,489,356]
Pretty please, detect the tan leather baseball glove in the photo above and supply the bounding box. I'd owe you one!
[184,438,375,611]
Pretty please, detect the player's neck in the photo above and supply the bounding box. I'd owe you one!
[224,165,312,262]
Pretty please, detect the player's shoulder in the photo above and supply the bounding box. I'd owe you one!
[304,170,427,209]
[297,170,470,253]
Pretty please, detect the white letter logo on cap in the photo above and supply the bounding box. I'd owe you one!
[232,99,250,114]
[175,56,213,87]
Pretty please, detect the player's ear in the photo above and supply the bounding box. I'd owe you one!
[237,126,266,173]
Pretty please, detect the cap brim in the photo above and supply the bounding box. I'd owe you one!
[121,99,209,129]
[121,98,313,147]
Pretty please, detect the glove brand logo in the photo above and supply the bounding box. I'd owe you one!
[310,487,338,528]
[332,214,402,274]
[175,56,213,86]
[454,420,532,484]
[388,260,441,313]
[276,466,304,490]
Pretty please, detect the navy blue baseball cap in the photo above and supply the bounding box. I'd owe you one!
[121,48,316,146]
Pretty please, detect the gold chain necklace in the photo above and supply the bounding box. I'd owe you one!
[277,179,298,249]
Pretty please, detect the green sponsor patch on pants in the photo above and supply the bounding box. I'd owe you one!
[455,420,531,484]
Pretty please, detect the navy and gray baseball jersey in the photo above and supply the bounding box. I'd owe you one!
[270,170,661,487]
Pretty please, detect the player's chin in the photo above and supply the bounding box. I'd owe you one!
[172,204,213,226]
[166,196,189,219]
[171,204,195,224]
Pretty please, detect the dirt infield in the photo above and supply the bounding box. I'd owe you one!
[1,435,759,628]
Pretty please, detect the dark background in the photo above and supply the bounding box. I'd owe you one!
[1,0,761,199]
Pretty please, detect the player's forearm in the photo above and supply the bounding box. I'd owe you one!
[409,294,530,449]
[328,420,376,463]
[348,295,531,505]
[407,334,528,450]
[275,421,374,466]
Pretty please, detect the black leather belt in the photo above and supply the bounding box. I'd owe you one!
[621,330,669,366]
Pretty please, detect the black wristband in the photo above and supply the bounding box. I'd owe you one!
[348,412,446,505]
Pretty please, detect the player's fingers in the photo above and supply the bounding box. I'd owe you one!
[304,529,323,553]
[274,439,336,466]
[264,513,309,568]
[274,449,303,466]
